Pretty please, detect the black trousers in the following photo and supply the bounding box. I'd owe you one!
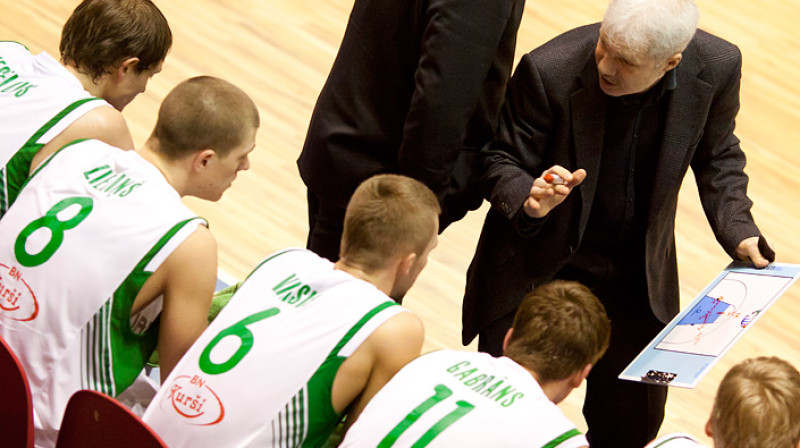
[478,249,668,448]
[306,189,346,262]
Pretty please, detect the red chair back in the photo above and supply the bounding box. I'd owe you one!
[0,335,34,448]
[56,390,167,448]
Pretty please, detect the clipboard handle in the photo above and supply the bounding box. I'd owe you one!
[641,370,677,385]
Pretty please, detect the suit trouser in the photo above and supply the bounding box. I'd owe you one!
[478,252,668,448]
[306,189,346,262]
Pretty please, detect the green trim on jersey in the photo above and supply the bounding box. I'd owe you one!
[302,355,345,448]
[301,301,398,448]
[249,248,306,279]
[0,97,103,217]
[273,387,309,448]
[84,299,114,395]
[266,299,398,448]
[542,428,582,448]
[1,138,89,219]
[25,137,90,181]
[81,216,206,397]
[0,41,29,50]
[649,435,697,447]
[329,301,397,359]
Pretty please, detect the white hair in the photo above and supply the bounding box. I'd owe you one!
[600,0,699,63]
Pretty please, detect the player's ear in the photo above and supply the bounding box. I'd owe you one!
[398,251,417,276]
[570,364,592,388]
[115,57,140,82]
[704,417,714,438]
[502,328,514,352]
[580,364,592,382]
[193,148,216,171]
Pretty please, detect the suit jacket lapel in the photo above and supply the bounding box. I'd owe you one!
[650,44,715,218]
[571,62,606,236]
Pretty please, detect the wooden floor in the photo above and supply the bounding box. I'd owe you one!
[5,0,800,444]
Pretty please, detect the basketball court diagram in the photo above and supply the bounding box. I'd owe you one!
[655,271,793,357]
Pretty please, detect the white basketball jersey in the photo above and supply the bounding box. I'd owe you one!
[645,433,707,448]
[0,139,204,447]
[340,350,588,448]
[144,248,406,448]
[0,41,108,216]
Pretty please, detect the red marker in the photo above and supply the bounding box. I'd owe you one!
[543,173,565,185]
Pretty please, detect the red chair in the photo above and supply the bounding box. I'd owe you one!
[55,390,167,448]
[0,335,34,448]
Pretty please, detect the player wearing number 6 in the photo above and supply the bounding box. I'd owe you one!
[0,76,258,447]
[143,174,438,448]
[340,280,611,448]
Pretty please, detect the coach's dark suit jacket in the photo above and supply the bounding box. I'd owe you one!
[298,0,525,227]
[462,24,763,344]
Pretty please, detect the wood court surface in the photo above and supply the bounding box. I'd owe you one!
[4,0,800,444]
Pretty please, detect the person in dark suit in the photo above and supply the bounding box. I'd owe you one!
[462,0,775,447]
[297,0,525,261]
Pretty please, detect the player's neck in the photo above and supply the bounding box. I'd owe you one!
[334,259,395,297]
[62,61,105,98]
[531,367,586,405]
[136,143,186,195]
[534,375,573,404]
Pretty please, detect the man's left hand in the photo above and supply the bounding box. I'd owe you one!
[735,235,776,268]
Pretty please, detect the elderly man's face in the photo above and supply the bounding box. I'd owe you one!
[594,32,680,97]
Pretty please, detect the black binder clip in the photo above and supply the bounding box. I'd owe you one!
[641,370,677,384]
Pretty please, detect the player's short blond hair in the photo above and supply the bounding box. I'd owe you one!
[504,280,611,382]
[151,76,259,160]
[340,174,439,272]
[710,356,800,448]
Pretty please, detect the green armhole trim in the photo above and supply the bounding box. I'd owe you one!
[650,435,697,448]
[329,301,397,357]
[3,95,104,207]
[302,301,400,447]
[108,216,207,393]
[542,428,582,448]
[249,248,308,278]
[0,41,29,50]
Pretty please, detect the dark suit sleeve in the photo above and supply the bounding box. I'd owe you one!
[690,43,762,257]
[397,0,520,200]
[480,52,552,226]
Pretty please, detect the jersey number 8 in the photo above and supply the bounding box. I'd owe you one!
[14,197,93,267]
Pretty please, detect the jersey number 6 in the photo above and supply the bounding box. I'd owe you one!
[198,307,281,375]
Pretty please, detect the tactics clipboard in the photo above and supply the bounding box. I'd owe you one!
[619,262,800,388]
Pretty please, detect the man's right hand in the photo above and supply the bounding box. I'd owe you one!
[523,166,587,218]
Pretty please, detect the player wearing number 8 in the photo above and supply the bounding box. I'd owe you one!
[143,174,439,448]
[0,76,259,447]
[340,280,611,448]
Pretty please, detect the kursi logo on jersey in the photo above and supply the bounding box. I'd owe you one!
[164,374,225,426]
[0,263,38,321]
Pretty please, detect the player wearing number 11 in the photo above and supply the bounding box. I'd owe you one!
[340,280,611,448]
[0,76,258,447]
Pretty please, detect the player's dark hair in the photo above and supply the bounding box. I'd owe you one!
[60,0,172,80]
